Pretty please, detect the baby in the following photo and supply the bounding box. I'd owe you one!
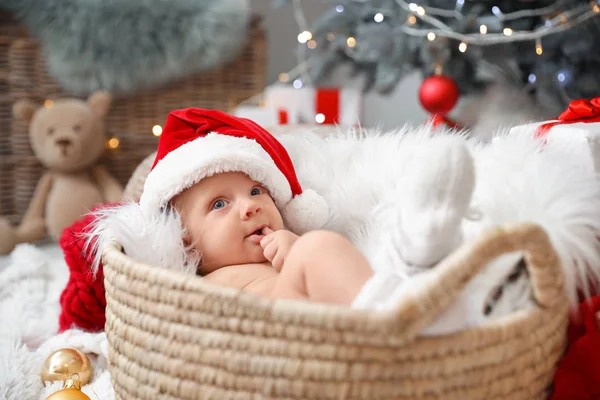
[92,107,478,315]
[173,170,374,304]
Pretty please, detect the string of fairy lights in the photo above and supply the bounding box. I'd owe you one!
[278,0,600,90]
[105,123,162,150]
[399,1,599,46]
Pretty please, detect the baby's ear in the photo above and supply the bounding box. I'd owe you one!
[181,230,192,247]
[13,100,39,122]
[87,90,112,118]
[183,237,203,276]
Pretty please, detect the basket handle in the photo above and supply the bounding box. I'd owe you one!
[385,223,566,337]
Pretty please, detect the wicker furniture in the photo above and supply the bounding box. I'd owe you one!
[0,12,266,224]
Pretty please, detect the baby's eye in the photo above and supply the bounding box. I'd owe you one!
[211,199,227,210]
[250,187,264,196]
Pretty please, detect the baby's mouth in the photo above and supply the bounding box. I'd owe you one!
[249,227,265,236]
[246,225,268,242]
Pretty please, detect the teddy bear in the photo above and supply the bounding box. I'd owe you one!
[0,91,124,255]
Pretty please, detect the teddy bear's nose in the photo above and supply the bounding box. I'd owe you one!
[55,138,73,148]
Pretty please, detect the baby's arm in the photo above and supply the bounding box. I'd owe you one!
[266,230,374,305]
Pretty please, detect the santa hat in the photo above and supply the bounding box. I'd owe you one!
[87,108,328,274]
[141,108,328,231]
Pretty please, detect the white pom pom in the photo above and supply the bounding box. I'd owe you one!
[282,189,329,234]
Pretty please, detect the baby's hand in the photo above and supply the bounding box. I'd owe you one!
[260,227,299,271]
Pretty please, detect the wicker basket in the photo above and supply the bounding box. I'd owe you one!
[102,219,568,399]
[0,14,266,224]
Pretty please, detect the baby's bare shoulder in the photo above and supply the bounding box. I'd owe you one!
[203,263,278,295]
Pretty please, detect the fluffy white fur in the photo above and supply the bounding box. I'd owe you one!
[0,244,67,399]
[469,131,600,303]
[281,188,330,234]
[87,203,197,275]
[90,123,600,307]
[293,125,600,306]
[142,133,293,210]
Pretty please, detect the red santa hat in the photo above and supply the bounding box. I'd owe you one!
[87,108,329,275]
[141,108,328,233]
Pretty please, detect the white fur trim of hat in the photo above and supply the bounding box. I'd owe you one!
[140,108,329,233]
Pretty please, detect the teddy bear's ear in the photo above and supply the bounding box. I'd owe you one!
[87,90,113,118]
[12,100,39,122]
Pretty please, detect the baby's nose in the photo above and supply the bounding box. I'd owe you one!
[241,200,261,219]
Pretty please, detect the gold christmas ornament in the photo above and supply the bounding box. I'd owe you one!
[45,377,92,400]
[41,348,92,385]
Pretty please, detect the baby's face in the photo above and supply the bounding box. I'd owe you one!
[174,171,285,274]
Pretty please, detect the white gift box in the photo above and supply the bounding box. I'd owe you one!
[264,84,362,126]
[509,120,600,173]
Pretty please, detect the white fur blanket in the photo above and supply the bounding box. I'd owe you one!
[0,244,114,399]
[281,126,600,303]
[1,125,599,399]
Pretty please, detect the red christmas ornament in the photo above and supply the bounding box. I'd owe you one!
[419,74,460,115]
[429,113,462,129]
[419,74,463,130]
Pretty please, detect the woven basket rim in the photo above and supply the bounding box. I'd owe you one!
[102,222,568,342]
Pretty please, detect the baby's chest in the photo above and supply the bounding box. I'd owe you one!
[205,264,278,296]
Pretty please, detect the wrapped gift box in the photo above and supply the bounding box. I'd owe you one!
[509,98,600,173]
[264,84,362,126]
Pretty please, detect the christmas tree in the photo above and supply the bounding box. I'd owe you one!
[275,0,600,117]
